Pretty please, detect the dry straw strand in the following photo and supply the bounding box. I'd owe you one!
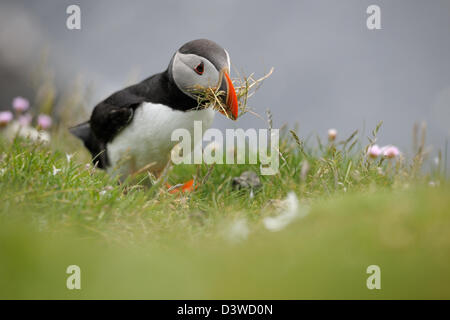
[192,67,274,120]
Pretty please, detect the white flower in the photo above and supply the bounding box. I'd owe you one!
[328,128,337,142]
[99,186,113,197]
[263,192,309,232]
[3,122,50,144]
[52,165,61,176]
[66,153,74,163]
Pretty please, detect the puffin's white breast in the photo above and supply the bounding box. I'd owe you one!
[106,102,215,177]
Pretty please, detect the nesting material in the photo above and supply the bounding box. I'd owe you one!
[192,67,274,120]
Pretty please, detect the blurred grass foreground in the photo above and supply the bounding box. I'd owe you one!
[0,93,450,299]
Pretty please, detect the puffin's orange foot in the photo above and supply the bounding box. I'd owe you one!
[167,179,197,194]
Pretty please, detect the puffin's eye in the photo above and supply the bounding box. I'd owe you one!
[194,62,204,75]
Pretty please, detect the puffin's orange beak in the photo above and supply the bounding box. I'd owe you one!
[219,70,239,120]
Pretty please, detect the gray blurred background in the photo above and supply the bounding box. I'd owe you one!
[1,0,449,162]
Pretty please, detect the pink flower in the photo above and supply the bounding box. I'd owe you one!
[12,97,30,112]
[37,114,52,130]
[367,144,381,159]
[18,113,32,127]
[328,128,337,141]
[0,111,13,126]
[382,145,400,159]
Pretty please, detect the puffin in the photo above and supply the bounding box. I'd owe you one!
[70,39,238,190]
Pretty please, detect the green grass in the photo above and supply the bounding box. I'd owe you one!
[0,126,449,299]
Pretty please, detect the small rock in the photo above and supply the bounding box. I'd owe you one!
[232,170,262,190]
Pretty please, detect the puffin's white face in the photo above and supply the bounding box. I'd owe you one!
[169,39,238,120]
[172,52,224,97]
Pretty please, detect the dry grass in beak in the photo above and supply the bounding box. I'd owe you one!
[192,67,274,120]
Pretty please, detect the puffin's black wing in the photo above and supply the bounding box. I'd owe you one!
[90,90,146,143]
[70,87,146,168]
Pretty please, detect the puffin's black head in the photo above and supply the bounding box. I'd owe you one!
[169,39,238,120]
